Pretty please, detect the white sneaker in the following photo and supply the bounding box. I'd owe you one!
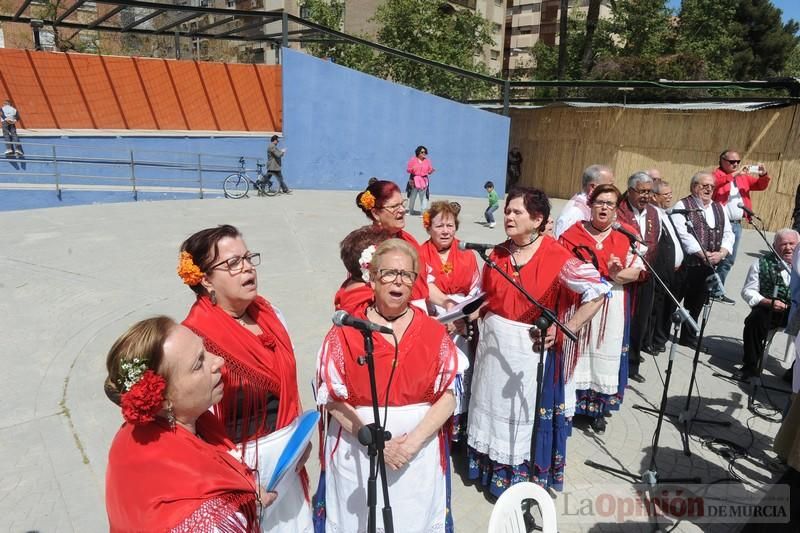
[488,222,496,228]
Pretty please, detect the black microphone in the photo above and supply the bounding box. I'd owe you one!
[737,202,761,220]
[665,207,701,216]
[611,222,642,244]
[332,310,393,334]
[458,241,495,252]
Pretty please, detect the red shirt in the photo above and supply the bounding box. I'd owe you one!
[712,167,770,216]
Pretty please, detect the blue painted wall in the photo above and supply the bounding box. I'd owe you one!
[282,48,510,198]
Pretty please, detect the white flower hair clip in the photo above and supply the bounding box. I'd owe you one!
[359,245,376,282]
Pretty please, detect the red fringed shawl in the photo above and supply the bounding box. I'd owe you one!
[318,303,458,471]
[419,238,479,296]
[106,412,259,533]
[482,236,590,380]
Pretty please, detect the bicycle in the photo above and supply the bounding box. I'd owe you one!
[223,157,278,199]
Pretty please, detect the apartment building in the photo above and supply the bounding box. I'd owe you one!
[504,0,611,77]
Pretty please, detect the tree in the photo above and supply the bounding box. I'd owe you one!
[298,0,376,72]
[580,0,604,75]
[371,0,496,100]
[599,0,675,59]
[732,0,799,79]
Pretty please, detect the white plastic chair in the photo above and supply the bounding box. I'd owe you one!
[487,482,557,533]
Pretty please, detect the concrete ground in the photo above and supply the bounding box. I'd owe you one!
[0,191,794,532]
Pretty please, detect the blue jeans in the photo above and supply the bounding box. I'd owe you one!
[716,220,742,288]
[485,204,498,224]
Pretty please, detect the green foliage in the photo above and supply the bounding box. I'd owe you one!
[782,44,800,76]
[299,0,378,72]
[732,0,800,79]
[601,0,675,58]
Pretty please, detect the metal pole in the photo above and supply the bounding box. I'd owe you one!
[130,150,138,201]
[197,154,204,199]
[281,11,289,48]
[52,145,61,201]
[174,29,180,59]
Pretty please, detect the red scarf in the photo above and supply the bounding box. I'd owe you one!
[184,295,301,441]
[396,229,430,301]
[482,236,590,381]
[557,222,635,279]
[419,238,478,296]
[333,281,374,313]
[318,303,457,471]
[106,412,258,533]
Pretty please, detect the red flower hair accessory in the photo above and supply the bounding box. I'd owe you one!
[177,251,204,286]
[118,358,167,425]
[422,210,431,229]
[359,190,376,210]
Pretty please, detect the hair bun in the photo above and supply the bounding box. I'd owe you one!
[104,376,122,406]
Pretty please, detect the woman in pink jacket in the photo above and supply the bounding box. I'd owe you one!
[406,145,435,215]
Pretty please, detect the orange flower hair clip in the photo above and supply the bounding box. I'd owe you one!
[177,251,204,286]
[422,210,431,229]
[359,190,376,210]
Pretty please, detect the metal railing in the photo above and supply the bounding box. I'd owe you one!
[0,140,264,201]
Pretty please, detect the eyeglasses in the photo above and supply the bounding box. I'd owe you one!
[632,188,653,196]
[696,184,714,191]
[381,200,408,213]
[209,252,261,272]
[592,201,617,209]
[723,158,741,165]
[378,268,417,285]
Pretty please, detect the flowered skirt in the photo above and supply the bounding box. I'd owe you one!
[466,313,572,496]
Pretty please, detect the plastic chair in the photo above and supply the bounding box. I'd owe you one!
[487,482,557,533]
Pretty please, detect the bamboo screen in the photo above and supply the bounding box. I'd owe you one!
[509,104,799,231]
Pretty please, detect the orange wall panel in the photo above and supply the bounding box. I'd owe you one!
[0,49,282,132]
[197,62,247,131]
[0,49,56,128]
[101,56,159,130]
[29,52,94,129]
[67,54,127,129]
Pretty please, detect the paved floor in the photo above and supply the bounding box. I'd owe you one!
[0,191,794,532]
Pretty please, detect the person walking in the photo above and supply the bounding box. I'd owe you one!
[1,99,23,157]
[265,135,291,193]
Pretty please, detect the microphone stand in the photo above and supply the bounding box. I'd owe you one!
[356,330,394,533]
[635,218,730,457]
[585,233,702,489]
[474,248,576,474]
[745,209,791,275]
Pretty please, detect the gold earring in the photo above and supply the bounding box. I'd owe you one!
[166,402,176,429]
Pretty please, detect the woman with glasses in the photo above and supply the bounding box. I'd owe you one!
[178,225,312,532]
[419,200,480,442]
[334,225,393,313]
[315,238,459,532]
[406,145,435,215]
[467,187,609,496]
[356,179,453,313]
[558,184,643,434]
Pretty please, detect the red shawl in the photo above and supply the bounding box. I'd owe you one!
[557,222,636,279]
[396,229,430,301]
[183,295,302,444]
[320,303,457,407]
[106,412,258,533]
[482,236,591,380]
[419,238,479,296]
[333,281,374,313]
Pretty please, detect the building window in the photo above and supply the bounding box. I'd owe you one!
[490,50,500,60]
[493,23,502,33]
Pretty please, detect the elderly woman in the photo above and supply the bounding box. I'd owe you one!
[355,179,452,312]
[558,184,643,434]
[315,239,458,533]
[420,200,480,441]
[105,316,276,532]
[178,225,312,532]
[334,225,393,313]
[466,187,610,496]
[406,145,435,215]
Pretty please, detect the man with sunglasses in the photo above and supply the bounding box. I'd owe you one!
[712,149,771,301]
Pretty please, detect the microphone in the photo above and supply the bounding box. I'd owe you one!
[665,208,701,216]
[332,310,393,334]
[737,202,761,220]
[458,241,495,252]
[611,222,642,244]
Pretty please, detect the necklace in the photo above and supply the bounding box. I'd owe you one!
[232,310,248,326]
[589,222,611,250]
[371,305,410,323]
[513,233,539,250]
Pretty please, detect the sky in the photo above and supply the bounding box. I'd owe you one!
[667,0,800,24]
